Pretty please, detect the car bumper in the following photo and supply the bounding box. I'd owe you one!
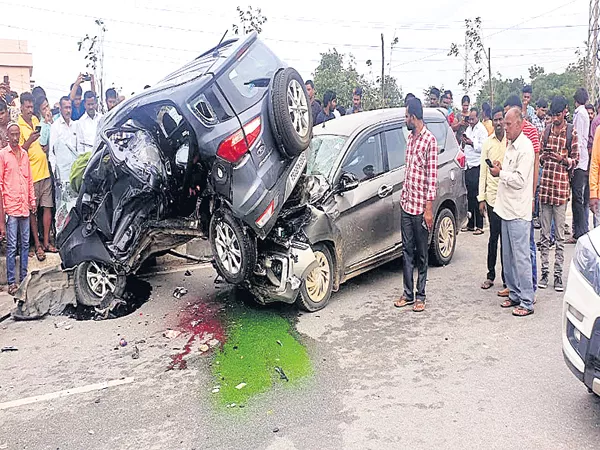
[248,240,317,304]
[562,261,600,395]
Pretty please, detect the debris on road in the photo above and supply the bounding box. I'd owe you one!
[208,338,220,348]
[273,428,280,433]
[173,287,188,299]
[185,270,192,277]
[212,386,220,394]
[275,366,289,382]
[119,338,128,347]
[163,330,181,339]
[1,346,18,352]
[199,344,210,352]
[132,346,140,359]
[277,340,283,347]
[64,324,73,331]
[235,382,247,390]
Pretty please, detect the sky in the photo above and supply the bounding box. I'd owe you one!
[0,0,590,108]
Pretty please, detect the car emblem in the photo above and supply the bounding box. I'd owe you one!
[256,144,266,157]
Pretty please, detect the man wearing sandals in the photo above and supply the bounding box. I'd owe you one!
[0,123,36,295]
[489,108,536,317]
[394,98,438,313]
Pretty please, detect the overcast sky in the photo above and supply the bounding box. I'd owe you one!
[0,0,589,107]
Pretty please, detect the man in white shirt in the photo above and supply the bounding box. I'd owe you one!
[461,107,489,235]
[49,96,78,184]
[489,107,535,317]
[76,91,102,154]
[571,87,591,241]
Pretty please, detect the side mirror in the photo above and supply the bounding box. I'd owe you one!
[336,172,360,194]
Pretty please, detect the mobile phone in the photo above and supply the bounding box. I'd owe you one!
[485,158,494,168]
[35,125,41,133]
[3,75,8,84]
[82,73,91,82]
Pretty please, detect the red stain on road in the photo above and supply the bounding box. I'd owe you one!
[167,297,226,371]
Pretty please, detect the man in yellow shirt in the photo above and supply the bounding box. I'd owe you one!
[18,92,54,262]
[478,106,507,290]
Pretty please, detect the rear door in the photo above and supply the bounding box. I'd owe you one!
[333,131,397,270]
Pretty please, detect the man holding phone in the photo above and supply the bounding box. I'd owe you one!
[478,107,507,290]
[18,92,53,261]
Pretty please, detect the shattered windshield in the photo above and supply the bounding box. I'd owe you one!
[306,135,348,181]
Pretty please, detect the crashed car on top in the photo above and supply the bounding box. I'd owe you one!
[53,32,314,308]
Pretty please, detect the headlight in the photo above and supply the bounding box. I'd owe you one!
[573,235,600,295]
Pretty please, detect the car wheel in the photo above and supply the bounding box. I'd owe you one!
[430,208,457,266]
[269,67,312,158]
[209,209,256,285]
[74,261,126,307]
[297,244,334,312]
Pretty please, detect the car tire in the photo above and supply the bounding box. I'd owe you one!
[209,209,256,285]
[74,261,126,307]
[297,243,334,312]
[269,67,312,159]
[429,208,457,266]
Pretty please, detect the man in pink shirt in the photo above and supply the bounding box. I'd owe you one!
[0,122,36,295]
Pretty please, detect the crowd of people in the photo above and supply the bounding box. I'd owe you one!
[0,74,123,295]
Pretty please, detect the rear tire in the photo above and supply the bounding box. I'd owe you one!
[74,261,126,307]
[429,208,457,266]
[297,244,334,312]
[269,68,312,159]
[209,210,256,285]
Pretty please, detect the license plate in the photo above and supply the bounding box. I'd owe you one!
[289,152,307,186]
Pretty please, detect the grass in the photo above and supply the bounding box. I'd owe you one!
[212,307,312,407]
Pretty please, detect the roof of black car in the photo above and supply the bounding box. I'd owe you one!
[312,108,448,136]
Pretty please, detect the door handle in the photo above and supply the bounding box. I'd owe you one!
[378,185,393,198]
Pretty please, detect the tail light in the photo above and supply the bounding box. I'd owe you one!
[455,149,466,169]
[217,116,261,163]
[256,200,275,228]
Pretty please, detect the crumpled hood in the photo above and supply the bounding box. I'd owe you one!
[303,174,331,205]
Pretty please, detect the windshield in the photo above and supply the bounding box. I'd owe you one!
[306,135,348,181]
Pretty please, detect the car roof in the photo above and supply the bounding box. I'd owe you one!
[312,108,448,137]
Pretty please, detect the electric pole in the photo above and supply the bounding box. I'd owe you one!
[381,33,385,108]
[587,0,599,103]
[488,48,493,107]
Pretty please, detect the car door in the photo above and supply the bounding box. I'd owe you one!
[333,131,396,271]
[382,125,407,246]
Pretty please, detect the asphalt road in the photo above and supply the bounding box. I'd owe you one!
[1,231,599,450]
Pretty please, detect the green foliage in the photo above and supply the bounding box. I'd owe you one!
[312,49,403,110]
[475,76,525,109]
[232,6,267,35]
[449,17,486,93]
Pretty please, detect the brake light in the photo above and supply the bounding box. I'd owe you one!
[217,117,262,163]
[256,200,275,228]
[455,150,466,169]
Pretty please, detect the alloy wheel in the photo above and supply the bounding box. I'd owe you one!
[287,79,310,138]
[304,251,331,303]
[214,221,242,275]
[86,261,119,298]
[438,216,455,259]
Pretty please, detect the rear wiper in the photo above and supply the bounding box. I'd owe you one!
[244,78,270,88]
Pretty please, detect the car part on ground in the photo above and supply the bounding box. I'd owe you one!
[74,261,127,307]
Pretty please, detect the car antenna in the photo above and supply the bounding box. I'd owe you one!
[213,30,229,57]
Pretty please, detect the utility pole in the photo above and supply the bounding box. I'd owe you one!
[587,0,599,103]
[488,48,493,107]
[381,33,385,108]
[463,31,470,95]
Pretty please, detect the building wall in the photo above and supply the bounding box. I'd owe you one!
[0,39,33,94]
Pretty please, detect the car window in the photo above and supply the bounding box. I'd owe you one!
[383,127,407,170]
[307,134,348,181]
[222,41,280,111]
[341,134,384,182]
[157,105,183,137]
[427,121,447,150]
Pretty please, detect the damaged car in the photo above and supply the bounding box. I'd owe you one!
[246,108,468,311]
[53,32,313,308]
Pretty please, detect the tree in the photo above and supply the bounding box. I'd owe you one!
[313,49,402,111]
[475,75,525,109]
[77,19,107,108]
[449,17,487,94]
[232,6,267,35]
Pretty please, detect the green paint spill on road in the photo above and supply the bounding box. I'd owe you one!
[212,308,312,406]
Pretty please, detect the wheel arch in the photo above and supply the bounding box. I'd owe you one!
[429,198,457,245]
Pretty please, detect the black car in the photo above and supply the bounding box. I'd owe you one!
[56,32,313,306]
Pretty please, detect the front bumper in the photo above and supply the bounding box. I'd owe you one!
[248,240,317,304]
[562,261,600,395]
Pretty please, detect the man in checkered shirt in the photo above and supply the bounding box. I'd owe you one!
[538,96,579,292]
[394,97,438,313]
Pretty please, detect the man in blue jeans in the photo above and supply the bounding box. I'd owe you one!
[0,122,36,295]
[490,108,536,317]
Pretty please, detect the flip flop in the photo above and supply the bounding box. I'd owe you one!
[473,229,484,235]
[45,244,58,253]
[512,306,534,317]
[500,299,520,308]
[394,297,415,308]
[481,279,494,289]
[413,300,426,312]
[35,246,46,262]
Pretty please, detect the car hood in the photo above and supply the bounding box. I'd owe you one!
[586,227,600,253]
[304,174,332,205]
